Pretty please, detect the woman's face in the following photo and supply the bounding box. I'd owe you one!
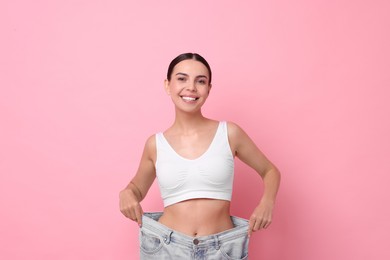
[165,59,212,113]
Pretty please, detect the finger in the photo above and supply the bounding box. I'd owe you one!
[259,213,271,229]
[119,202,127,216]
[256,219,265,230]
[263,218,272,229]
[135,205,144,227]
[128,209,137,221]
[120,202,133,219]
[121,207,132,219]
[248,226,253,238]
[248,218,256,237]
[253,219,262,231]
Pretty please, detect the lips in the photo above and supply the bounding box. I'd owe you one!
[181,96,199,101]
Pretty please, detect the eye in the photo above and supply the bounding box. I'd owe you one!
[197,79,207,85]
[177,77,186,81]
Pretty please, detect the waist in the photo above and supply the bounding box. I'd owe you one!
[142,212,249,247]
[159,199,232,236]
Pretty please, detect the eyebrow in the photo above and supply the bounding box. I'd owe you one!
[175,72,208,79]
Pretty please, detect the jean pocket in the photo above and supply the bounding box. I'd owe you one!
[219,234,249,260]
[139,229,164,255]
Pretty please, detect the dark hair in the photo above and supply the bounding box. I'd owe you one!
[167,53,212,84]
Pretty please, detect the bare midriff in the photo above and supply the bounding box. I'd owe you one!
[158,199,233,237]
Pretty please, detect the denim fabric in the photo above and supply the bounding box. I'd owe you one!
[139,212,250,260]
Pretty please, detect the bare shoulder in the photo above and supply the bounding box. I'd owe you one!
[145,134,156,148]
[226,121,247,139]
[226,121,249,153]
[143,134,157,162]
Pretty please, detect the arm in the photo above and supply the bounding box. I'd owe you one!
[228,122,281,237]
[119,135,156,226]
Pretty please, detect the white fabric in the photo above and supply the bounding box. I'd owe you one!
[155,121,235,207]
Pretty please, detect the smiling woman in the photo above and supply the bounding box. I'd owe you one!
[163,54,212,115]
[173,72,207,101]
[119,53,281,259]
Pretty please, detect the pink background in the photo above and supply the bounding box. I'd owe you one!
[1,0,389,259]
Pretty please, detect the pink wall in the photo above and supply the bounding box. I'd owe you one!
[1,0,389,259]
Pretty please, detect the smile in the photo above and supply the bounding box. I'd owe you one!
[181,96,199,101]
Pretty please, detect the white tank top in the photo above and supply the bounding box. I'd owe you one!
[155,121,235,207]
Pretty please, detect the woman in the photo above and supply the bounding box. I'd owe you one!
[119,53,281,259]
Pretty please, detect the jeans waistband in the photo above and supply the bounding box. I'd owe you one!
[141,212,249,249]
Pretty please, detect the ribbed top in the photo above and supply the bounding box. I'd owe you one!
[155,121,235,207]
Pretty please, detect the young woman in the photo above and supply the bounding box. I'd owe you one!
[119,53,281,259]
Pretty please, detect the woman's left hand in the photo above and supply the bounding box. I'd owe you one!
[248,199,274,237]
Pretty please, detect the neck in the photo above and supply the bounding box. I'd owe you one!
[172,109,208,133]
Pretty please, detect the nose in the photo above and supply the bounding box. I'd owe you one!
[186,82,197,92]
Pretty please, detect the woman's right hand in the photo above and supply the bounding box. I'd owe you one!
[119,188,144,227]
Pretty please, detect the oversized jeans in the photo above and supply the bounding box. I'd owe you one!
[139,212,250,260]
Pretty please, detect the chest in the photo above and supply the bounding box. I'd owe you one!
[164,132,216,160]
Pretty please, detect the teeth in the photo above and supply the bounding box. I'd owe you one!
[182,96,197,101]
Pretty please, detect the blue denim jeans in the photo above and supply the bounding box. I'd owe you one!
[140,212,250,260]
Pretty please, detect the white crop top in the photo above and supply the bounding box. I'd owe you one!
[155,121,235,207]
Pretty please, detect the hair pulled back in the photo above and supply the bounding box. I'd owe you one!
[166,53,212,84]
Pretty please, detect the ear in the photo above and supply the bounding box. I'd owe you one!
[208,83,212,94]
[164,79,170,95]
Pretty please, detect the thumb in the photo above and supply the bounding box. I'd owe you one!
[248,218,255,238]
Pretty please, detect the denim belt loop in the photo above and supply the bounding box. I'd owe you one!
[214,235,220,250]
[164,230,173,245]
